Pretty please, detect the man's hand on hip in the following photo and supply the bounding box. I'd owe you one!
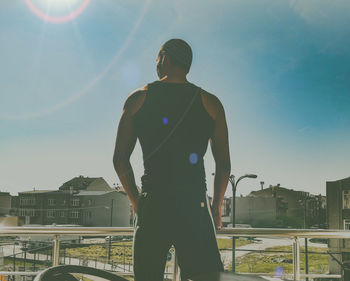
[211,206,222,230]
[131,196,139,214]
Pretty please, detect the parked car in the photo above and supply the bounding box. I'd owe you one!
[104,235,127,242]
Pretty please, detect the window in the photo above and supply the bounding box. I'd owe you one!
[84,211,92,219]
[27,209,35,217]
[48,199,56,206]
[344,219,350,230]
[71,198,80,207]
[343,191,350,209]
[19,209,35,216]
[88,199,93,206]
[20,197,36,206]
[69,211,79,218]
[47,210,55,218]
[60,211,65,217]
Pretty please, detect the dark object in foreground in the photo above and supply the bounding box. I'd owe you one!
[33,265,278,281]
[218,273,276,281]
[33,265,128,281]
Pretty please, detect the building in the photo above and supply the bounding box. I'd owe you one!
[17,189,59,225]
[236,196,288,225]
[327,177,350,281]
[0,192,12,216]
[221,197,232,227]
[15,176,131,227]
[58,176,112,192]
[248,184,326,228]
[75,190,130,227]
[249,184,309,218]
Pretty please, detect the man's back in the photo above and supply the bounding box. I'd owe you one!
[113,38,230,280]
[133,81,214,192]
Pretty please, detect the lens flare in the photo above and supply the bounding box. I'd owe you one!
[25,0,90,24]
[189,153,198,165]
[274,266,283,278]
[0,0,151,121]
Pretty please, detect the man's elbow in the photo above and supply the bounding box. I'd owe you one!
[216,161,231,175]
[113,153,127,171]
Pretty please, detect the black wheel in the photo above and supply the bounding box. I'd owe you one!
[34,265,129,281]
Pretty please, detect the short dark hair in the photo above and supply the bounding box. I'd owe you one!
[159,39,193,72]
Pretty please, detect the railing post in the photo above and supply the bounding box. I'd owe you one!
[305,238,309,281]
[52,235,60,266]
[232,237,236,273]
[292,237,300,281]
[173,250,180,281]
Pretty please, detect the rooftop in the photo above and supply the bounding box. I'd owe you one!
[75,190,116,196]
[58,176,112,192]
[18,190,55,194]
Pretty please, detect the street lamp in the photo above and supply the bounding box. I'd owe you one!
[229,173,257,273]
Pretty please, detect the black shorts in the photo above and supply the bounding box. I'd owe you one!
[133,189,224,281]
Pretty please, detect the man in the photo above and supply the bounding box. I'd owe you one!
[113,39,230,281]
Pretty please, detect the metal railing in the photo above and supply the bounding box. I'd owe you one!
[1,226,349,280]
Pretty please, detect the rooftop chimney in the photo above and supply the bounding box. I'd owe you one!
[260,181,264,190]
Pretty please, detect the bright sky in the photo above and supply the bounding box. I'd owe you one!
[1,0,349,197]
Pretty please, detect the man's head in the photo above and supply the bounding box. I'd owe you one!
[156,39,193,79]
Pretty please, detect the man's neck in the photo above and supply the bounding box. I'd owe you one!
[159,75,188,83]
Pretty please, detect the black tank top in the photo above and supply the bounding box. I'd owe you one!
[133,81,215,193]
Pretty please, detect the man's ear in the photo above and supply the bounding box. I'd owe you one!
[162,54,171,67]
[161,54,166,64]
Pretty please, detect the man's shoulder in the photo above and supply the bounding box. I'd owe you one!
[199,89,224,120]
[127,84,148,101]
[124,84,149,115]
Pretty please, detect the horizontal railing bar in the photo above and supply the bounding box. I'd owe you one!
[223,248,331,254]
[236,272,341,277]
[0,271,342,279]
[217,228,350,238]
[0,272,38,276]
[300,274,341,278]
[0,271,136,276]
[235,272,342,279]
[1,227,350,238]
[0,227,134,236]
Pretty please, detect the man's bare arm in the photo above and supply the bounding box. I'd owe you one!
[204,93,231,229]
[113,91,145,213]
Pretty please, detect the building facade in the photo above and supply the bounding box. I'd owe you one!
[0,192,12,216]
[236,196,288,225]
[15,176,131,227]
[248,184,326,228]
[76,190,130,227]
[327,177,350,281]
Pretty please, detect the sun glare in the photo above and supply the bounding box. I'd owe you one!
[38,0,82,9]
[25,0,90,24]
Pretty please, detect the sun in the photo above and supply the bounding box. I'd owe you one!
[25,0,90,24]
[38,0,82,9]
